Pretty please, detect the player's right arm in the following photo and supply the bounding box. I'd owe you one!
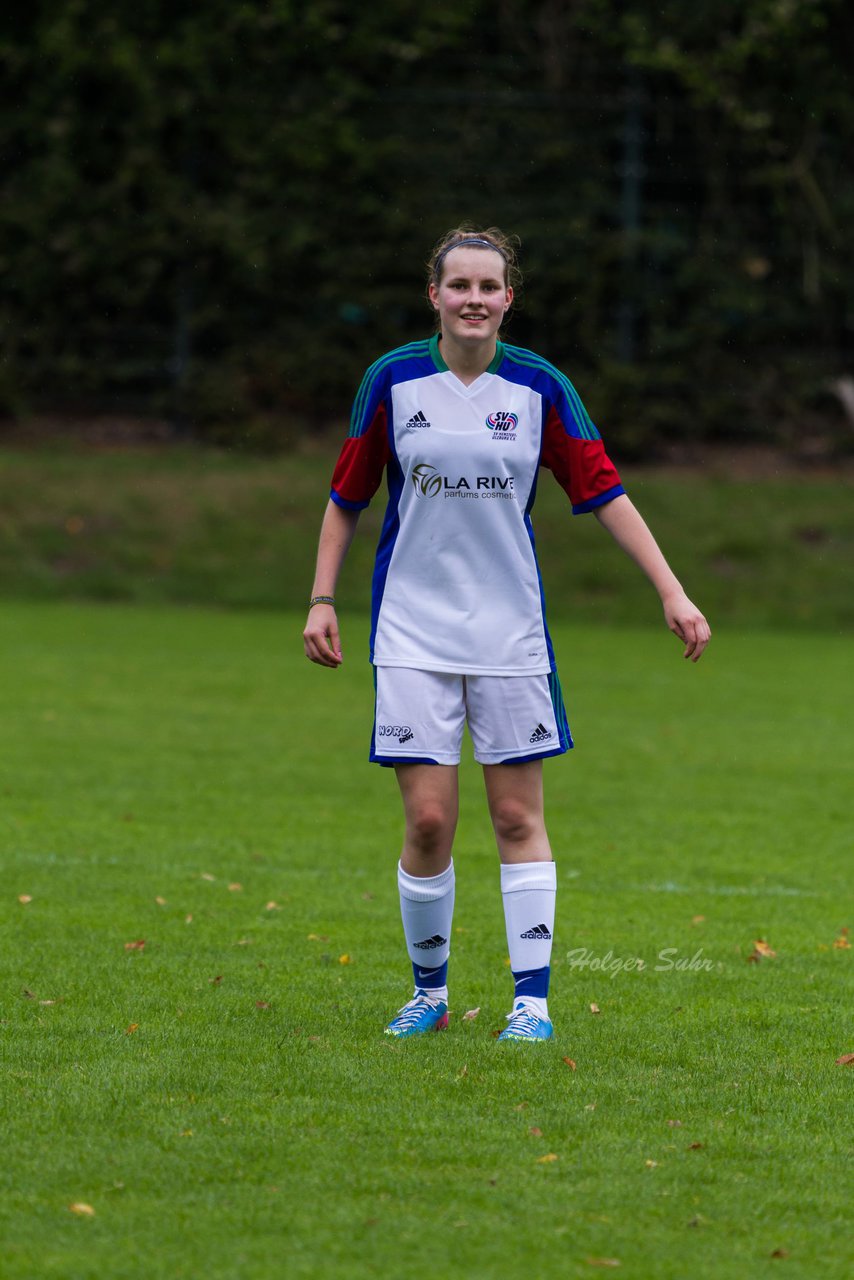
[303,500,361,667]
[304,354,392,667]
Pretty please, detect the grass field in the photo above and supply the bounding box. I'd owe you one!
[1,601,851,1279]
[1,443,854,629]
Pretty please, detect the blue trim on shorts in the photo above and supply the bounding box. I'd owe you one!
[371,754,442,769]
[548,669,574,751]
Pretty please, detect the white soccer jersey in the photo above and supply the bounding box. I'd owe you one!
[330,334,624,677]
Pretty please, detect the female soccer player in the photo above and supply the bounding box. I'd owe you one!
[303,226,710,1041]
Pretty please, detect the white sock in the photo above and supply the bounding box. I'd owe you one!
[510,995,549,1020]
[501,860,556,1013]
[398,860,454,994]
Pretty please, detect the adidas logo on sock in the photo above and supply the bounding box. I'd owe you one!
[520,923,552,940]
[405,410,431,429]
[529,722,553,743]
[413,933,447,949]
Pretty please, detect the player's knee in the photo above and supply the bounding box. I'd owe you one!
[490,796,539,846]
[407,804,453,854]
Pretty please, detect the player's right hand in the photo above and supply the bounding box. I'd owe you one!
[303,604,343,667]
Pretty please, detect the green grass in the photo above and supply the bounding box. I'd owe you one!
[1,601,852,1279]
[1,443,853,628]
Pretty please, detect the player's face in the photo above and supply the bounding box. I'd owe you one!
[428,248,512,352]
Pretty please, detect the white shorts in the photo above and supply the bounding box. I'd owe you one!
[370,667,573,767]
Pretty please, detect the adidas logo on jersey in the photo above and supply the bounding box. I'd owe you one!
[413,934,447,950]
[529,722,553,743]
[405,410,431,429]
[520,923,552,940]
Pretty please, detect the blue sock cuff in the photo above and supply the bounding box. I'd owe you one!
[412,959,448,990]
[513,965,550,998]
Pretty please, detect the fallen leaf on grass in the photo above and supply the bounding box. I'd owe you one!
[770,1248,790,1259]
[835,1052,854,1066]
[463,1007,480,1021]
[361,892,374,901]
[39,999,57,1006]
[645,1159,658,1168]
[22,988,36,1000]
[667,1119,683,1128]
[585,1258,620,1268]
[338,954,351,965]
[747,938,776,963]
[125,1023,139,1034]
[210,975,223,985]
[589,1003,600,1014]
[691,915,705,924]
[228,883,242,893]
[563,1057,577,1070]
[185,914,193,924]
[180,1130,193,1138]
[536,1153,558,1164]
[458,1064,468,1079]
[155,896,167,906]
[256,1001,270,1009]
[529,1126,543,1137]
[688,1142,705,1150]
[68,1203,95,1217]
[307,933,329,942]
[832,931,850,950]
[18,895,32,904]
[265,901,281,911]
[124,940,146,952]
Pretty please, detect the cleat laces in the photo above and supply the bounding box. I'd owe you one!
[503,1005,542,1037]
[390,991,441,1032]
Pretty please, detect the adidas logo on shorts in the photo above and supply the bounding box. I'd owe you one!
[520,923,552,940]
[413,934,447,950]
[529,722,553,744]
[405,410,431,429]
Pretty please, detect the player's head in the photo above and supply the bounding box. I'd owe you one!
[426,226,521,337]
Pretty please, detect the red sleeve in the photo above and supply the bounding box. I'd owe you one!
[330,403,391,510]
[540,406,625,514]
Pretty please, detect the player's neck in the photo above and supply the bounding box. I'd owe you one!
[438,334,497,386]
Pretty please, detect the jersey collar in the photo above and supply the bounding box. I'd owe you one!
[429,332,505,376]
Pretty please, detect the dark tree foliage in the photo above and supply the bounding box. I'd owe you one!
[1,0,852,452]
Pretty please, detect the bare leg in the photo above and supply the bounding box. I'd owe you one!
[482,761,552,864]
[395,763,459,876]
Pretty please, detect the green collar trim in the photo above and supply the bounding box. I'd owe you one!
[429,333,505,376]
[429,332,448,371]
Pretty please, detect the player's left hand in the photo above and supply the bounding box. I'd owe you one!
[662,592,711,662]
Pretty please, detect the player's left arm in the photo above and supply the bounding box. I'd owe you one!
[594,494,711,662]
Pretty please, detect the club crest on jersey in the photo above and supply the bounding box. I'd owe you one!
[486,410,518,440]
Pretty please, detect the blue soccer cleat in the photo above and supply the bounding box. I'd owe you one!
[497,1000,553,1041]
[384,989,449,1039]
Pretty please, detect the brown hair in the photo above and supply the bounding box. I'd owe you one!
[426,225,522,292]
